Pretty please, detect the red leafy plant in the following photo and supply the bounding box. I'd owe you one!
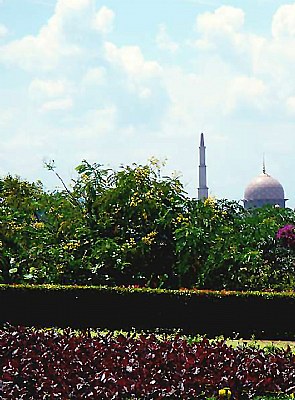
[1,326,295,399]
[276,225,295,248]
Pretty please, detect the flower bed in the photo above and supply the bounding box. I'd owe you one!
[1,326,295,399]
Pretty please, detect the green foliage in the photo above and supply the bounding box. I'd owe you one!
[1,160,295,290]
[196,202,295,290]
[71,159,187,287]
[0,174,87,284]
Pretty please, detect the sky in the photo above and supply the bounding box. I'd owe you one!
[1,0,295,206]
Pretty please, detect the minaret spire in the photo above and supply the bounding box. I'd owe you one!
[198,132,208,200]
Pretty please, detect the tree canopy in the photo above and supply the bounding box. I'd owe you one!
[1,160,295,290]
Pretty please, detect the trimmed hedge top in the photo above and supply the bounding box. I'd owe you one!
[0,283,294,300]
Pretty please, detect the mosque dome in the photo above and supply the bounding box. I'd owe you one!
[244,170,286,209]
[244,172,284,200]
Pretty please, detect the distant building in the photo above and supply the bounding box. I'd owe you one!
[198,133,286,208]
[198,132,208,200]
[243,166,286,209]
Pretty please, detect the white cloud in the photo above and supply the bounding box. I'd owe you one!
[138,87,152,99]
[29,0,56,5]
[29,78,70,99]
[225,76,267,113]
[72,106,117,139]
[248,13,295,98]
[160,60,269,140]
[1,20,71,71]
[196,6,245,36]
[104,41,162,80]
[0,109,14,126]
[82,67,106,86]
[41,97,73,111]
[192,3,295,113]
[55,0,91,14]
[272,3,295,38]
[286,96,295,114]
[104,41,162,98]
[195,6,245,51]
[156,24,179,53]
[0,24,7,38]
[0,127,54,182]
[28,78,75,112]
[92,6,115,34]
[0,0,94,70]
[160,66,225,137]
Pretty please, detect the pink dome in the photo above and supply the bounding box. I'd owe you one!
[244,172,285,201]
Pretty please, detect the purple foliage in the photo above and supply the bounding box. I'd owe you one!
[1,326,295,399]
[276,224,295,247]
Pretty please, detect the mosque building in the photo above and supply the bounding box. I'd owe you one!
[197,133,287,208]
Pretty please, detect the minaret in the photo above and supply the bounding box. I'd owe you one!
[198,132,208,200]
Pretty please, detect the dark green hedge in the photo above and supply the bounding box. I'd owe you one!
[1,284,295,339]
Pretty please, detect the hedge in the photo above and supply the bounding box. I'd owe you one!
[1,284,295,339]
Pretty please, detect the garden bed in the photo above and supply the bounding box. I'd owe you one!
[1,326,295,399]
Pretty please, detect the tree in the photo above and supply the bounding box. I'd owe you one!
[72,159,187,287]
[2,161,295,291]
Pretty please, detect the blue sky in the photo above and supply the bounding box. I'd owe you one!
[1,0,295,206]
